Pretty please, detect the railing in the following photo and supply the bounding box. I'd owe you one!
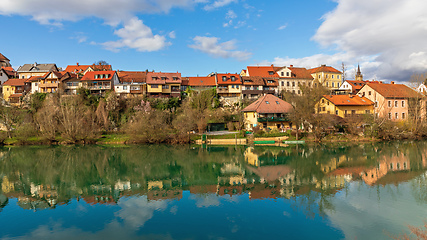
[39,82,59,88]
[130,89,144,94]
[88,85,111,90]
[258,116,289,122]
[216,88,228,93]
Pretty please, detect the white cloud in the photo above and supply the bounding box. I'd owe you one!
[102,17,171,52]
[189,36,251,61]
[204,0,238,11]
[310,0,427,82]
[278,24,287,30]
[0,0,201,26]
[226,10,237,19]
[168,31,176,39]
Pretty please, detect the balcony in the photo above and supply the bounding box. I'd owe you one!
[216,88,228,93]
[88,85,111,90]
[39,82,59,88]
[257,116,289,122]
[130,89,144,94]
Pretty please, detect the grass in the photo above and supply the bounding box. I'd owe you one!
[96,134,130,144]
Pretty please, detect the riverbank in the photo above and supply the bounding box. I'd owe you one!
[0,131,381,146]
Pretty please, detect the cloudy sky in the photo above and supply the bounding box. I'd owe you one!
[1,0,427,82]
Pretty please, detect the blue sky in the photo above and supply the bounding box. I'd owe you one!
[1,0,427,82]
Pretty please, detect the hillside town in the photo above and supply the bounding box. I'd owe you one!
[0,52,426,143]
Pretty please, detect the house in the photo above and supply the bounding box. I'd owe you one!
[215,73,242,104]
[316,94,374,118]
[146,71,182,98]
[241,76,277,99]
[357,82,424,121]
[0,68,17,91]
[309,64,342,90]
[241,94,293,131]
[65,63,112,76]
[0,53,12,68]
[61,72,80,95]
[241,65,280,78]
[338,80,366,94]
[37,71,67,93]
[116,71,147,97]
[80,71,119,95]
[187,76,216,92]
[275,65,314,95]
[416,83,427,95]
[28,76,44,94]
[2,78,30,103]
[17,63,59,79]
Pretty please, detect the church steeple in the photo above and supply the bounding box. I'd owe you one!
[355,64,363,81]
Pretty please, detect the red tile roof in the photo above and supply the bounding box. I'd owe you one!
[117,71,146,83]
[9,93,23,98]
[146,72,182,84]
[65,64,92,73]
[344,80,365,91]
[323,95,374,106]
[26,76,43,83]
[288,67,314,79]
[242,76,264,86]
[309,65,342,74]
[216,73,241,85]
[188,76,216,86]
[242,94,293,113]
[81,71,116,81]
[181,77,189,86]
[0,53,9,62]
[246,66,279,78]
[3,78,27,86]
[1,67,14,71]
[366,82,421,99]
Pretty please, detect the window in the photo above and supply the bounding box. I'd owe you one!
[395,113,398,119]
[345,110,348,115]
[365,110,370,114]
[395,101,398,107]
[375,101,378,108]
[236,85,239,89]
[389,113,392,119]
[281,72,284,76]
[402,101,405,107]
[287,81,290,87]
[298,90,301,95]
[231,85,235,88]
[322,99,325,103]
[276,101,279,104]
[162,85,169,89]
[292,82,295,87]
[326,82,329,87]
[402,112,405,119]
[152,77,156,81]
[35,83,38,86]
[151,84,158,88]
[123,86,128,90]
[281,81,284,86]
[327,101,329,105]
[336,110,338,115]
[332,82,335,88]
[322,107,326,111]
[268,71,274,75]
[326,74,328,78]
[286,72,290,77]
[337,75,340,79]
[318,75,320,79]
[222,76,227,81]
[352,110,356,115]
[388,101,391,107]
[266,101,270,104]
[368,91,371,96]
[95,75,98,79]
[246,86,250,90]
[332,75,334,79]
[231,76,236,81]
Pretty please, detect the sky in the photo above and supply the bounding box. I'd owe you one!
[1,0,427,82]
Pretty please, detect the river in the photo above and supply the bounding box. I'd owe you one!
[0,142,426,239]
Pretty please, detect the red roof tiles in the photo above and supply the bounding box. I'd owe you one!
[3,78,27,86]
[146,72,182,84]
[309,65,342,74]
[81,71,116,81]
[117,71,146,83]
[216,73,241,85]
[366,82,421,98]
[242,94,293,114]
[246,66,279,78]
[323,95,374,106]
[188,76,216,87]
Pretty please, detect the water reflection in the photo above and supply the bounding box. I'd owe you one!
[0,142,426,239]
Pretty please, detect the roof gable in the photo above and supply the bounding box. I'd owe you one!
[217,73,241,85]
[17,63,58,72]
[242,94,293,114]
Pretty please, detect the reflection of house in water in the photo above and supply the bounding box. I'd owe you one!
[30,183,58,206]
[147,179,183,201]
[1,176,15,193]
[361,153,410,186]
[318,155,367,174]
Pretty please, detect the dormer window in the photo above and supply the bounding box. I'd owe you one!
[266,101,270,104]
[231,76,236,81]
[286,72,290,77]
[222,76,227,81]
[268,71,274,75]
[161,77,166,80]
[95,75,98,79]
[152,77,156,81]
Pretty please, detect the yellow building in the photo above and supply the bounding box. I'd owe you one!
[309,65,342,90]
[242,94,294,131]
[16,63,59,79]
[317,94,374,117]
[2,78,29,103]
[146,72,182,98]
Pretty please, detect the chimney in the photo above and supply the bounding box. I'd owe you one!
[77,62,79,66]
[321,64,326,67]
[290,65,293,67]
[391,81,395,84]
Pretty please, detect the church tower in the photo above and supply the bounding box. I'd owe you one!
[355,64,363,81]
